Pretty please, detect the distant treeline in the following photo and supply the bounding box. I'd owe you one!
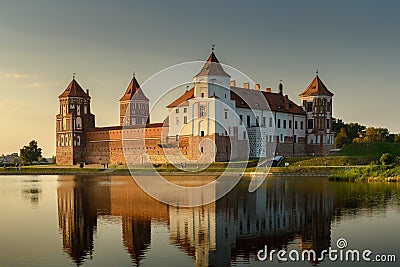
[332,118,400,149]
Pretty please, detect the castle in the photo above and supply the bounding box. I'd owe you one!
[56,50,334,165]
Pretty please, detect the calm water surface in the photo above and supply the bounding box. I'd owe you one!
[0,175,399,267]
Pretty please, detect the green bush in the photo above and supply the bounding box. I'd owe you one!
[380,153,393,166]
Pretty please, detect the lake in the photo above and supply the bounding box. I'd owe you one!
[0,175,399,266]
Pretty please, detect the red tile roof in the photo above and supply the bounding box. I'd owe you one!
[166,87,194,108]
[262,91,305,115]
[195,52,231,77]
[299,75,333,97]
[231,87,305,115]
[120,77,149,101]
[169,86,305,115]
[58,79,90,99]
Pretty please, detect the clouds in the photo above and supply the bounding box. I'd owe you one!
[0,73,39,79]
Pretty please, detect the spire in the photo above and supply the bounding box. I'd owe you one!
[120,75,149,101]
[59,77,90,99]
[194,49,231,78]
[299,74,333,97]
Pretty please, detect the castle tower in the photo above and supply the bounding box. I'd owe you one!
[299,74,334,155]
[56,77,95,165]
[193,50,231,99]
[119,75,150,126]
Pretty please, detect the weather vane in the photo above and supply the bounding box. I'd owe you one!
[133,70,135,78]
[73,73,76,79]
[212,44,215,51]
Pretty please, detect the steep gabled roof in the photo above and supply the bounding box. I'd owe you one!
[58,78,90,99]
[120,77,149,101]
[231,86,305,115]
[166,87,194,108]
[195,52,231,77]
[262,91,305,115]
[299,75,333,97]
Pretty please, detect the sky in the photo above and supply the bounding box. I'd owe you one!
[0,0,399,157]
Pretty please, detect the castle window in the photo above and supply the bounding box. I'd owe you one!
[200,147,204,153]
[327,101,331,112]
[224,111,228,120]
[77,105,81,115]
[289,120,292,129]
[84,105,87,114]
[239,115,243,125]
[201,131,205,137]
[301,121,304,130]
[76,117,82,129]
[77,136,81,146]
[199,105,206,116]
[281,134,284,142]
[327,119,330,129]
[247,116,250,127]
[295,121,298,129]
[277,119,281,128]
[269,117,273,127]
[256,116,259,126]
[283,120,286,129]
[262,117,266,127]
[183,108,187,113]
[306,102,313,112]
[243,131,247,139]
[201,93,204,98]
[307,119,313,129]
[183,116,187,124]
[176,108,179,113]
[176,117,179,124]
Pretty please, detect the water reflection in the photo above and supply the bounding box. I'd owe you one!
[57,176,110,265]
[56,176,400,266]
[21,179,42,208]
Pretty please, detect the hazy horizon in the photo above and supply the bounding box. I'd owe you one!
[1,0,399,157]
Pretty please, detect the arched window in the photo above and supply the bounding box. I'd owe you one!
[77,135,81,146]
[76,117,82,129]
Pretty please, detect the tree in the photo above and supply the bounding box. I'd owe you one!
[334,128,350,148]
[380,153,393,166]
[394,134,400,143]
[20,140,42,165]
[353,127,389,143]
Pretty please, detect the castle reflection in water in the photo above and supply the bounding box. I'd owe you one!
[56,175,393,266]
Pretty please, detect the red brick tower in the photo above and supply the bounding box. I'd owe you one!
[119,74,150,126]
[56,76,95,165]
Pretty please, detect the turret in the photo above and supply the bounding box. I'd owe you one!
[56,75,95,165]
[119,74,150,126]
[299,73,334,155]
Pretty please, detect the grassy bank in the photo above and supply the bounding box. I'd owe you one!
[283,156,371,167]
[329,164,400,182]
[334,142,400,159]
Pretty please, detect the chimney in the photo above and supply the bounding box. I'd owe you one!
[230,80,236,87]
[243,82,250,89]
[266,88,271,92]
[255,83,260,90]
[278,81,283,95]
[284,95,289,109]
[86,89,90,96]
